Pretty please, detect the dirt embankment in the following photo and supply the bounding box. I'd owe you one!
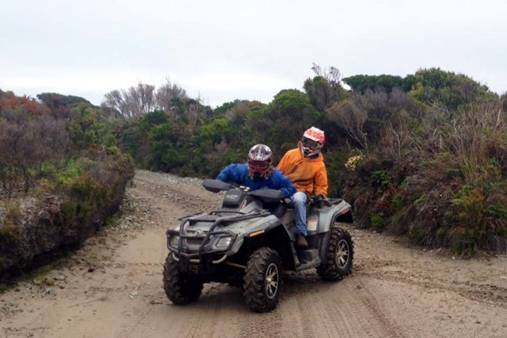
[0,152,134,277]
[1,170,506,338]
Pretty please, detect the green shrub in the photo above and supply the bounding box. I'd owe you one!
[487,203,507,220]
[56,160,82,185]
[408,227,426,242]
[391,195,404,212]
[370,214,385,230]
[371,170,391,191]
[0,201,21,232]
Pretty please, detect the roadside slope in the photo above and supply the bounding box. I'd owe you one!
[1,170,506,338]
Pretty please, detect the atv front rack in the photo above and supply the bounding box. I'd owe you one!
[167,209,269,262]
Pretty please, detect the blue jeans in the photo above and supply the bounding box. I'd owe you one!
[291,192,308,236]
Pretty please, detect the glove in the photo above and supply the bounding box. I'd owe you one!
[316,194,331,207]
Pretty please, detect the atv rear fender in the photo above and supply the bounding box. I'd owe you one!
[316,200,353,233]
[317,201,353,261]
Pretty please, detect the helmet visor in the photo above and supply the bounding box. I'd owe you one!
[302,137,321,150]
[248,160,270,176]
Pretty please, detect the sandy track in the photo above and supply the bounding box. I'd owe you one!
[1,170,506,338]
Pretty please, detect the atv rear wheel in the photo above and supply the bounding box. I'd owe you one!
[243,247,282,312]
[163,254,203,305]
[317,226,354,281]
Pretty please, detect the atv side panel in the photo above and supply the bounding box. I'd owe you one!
[296,199,353,262]
[315,200,352,234]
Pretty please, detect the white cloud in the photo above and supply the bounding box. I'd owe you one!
[0,67,164,104]
[0,68,294,106]
[1,0,506,105]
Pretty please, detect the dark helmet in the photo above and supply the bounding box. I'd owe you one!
[247,144,272,179]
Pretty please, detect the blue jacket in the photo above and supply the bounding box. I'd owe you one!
[216,163,296,198]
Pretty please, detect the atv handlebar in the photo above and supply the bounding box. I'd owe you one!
[247,188,285,203]
[202,179,285,204]
[202,179,233,193]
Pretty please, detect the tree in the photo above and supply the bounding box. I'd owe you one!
[326,95,369,150]
[103,83,156,118]
[310,63,346,87]
[68,104,116,149]
[304,76,341,111]
[408,68,495,110]
[148,122,190,172]
[155,81,188,114]
[304,64,350,111]
[0,91,50,117]
[343,74,409,93]
[37,92,90,107]
[244,89,323,153]
[0,112,69,194]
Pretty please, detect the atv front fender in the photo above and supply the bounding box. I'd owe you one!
[236,221,297,270]
[225,214,287,256]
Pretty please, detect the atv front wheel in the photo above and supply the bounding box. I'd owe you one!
[317,226,354,281]
[163,254,203,305]
[243,247,282,312]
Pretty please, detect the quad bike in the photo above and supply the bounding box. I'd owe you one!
[163,179,354,312]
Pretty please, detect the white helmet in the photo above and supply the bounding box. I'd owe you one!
[301,127,325,157]
[247,144,272,178]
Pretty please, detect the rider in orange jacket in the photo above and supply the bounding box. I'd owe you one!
[277,127,328,248]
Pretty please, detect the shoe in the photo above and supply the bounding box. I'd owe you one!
[296,234,308,249]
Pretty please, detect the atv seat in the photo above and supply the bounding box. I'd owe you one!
[283,202,313,217]
[265,202,286,218]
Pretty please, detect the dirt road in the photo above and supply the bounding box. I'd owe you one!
[1,170,506,338]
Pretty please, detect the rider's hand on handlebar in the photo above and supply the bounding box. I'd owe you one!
[313,194,331,207]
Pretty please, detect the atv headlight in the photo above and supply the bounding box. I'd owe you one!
[169,235,180,248]
[215,236,233,249]
[174,220,188,232]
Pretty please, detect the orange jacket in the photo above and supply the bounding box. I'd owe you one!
[276,147,328,197]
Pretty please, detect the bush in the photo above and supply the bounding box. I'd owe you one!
[105,67,505,255]
[0,90,134,276]
[344,100,507,254]
[0,149,134,275]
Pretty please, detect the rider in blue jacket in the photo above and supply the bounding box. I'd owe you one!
[217,144,296,198]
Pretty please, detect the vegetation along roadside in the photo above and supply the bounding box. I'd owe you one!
[1,66,505,280]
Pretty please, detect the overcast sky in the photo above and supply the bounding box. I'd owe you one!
[1,0,506,107]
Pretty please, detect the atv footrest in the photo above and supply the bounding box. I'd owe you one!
[295,249,321,271]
